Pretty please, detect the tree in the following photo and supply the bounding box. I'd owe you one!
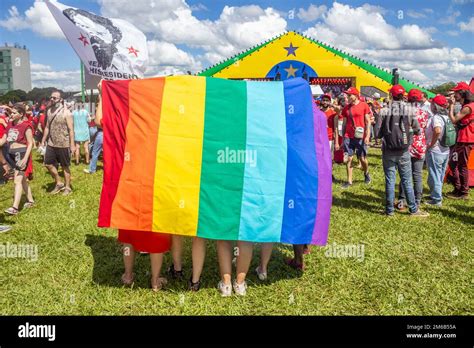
[430,82,456,95]
[0,89,28,104]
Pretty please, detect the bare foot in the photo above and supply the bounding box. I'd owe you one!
[121,272,135,286]
[151,277,168,292]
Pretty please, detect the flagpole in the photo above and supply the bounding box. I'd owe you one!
[80,62,86,103]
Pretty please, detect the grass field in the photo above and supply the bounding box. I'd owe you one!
[0,148,472,315]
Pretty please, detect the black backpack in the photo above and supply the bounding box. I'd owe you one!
[382,102,412,151]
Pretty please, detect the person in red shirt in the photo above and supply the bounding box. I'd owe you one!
[320,94,338,150]
[0,110,11,181]
[447,81,474,199]
[0,103,35,215]
[336,87,372,188]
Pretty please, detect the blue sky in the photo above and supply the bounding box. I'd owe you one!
[1,0,473,90]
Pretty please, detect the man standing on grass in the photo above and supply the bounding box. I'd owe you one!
[337,87,372,188]
[41,91,75,196]
[375,85,429,217]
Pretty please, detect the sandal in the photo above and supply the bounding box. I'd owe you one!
[121,273,135,286]
[50,183,65,195]
[62,187,73,196]
[151,277,168,292]
[167,264,184,280]
[189,277,201,292]
[4,207,19,216]
[285,258,304,271]
[23,201,35,209]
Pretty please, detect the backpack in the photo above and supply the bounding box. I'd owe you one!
[439,116,456,147]
[382,102,412,151]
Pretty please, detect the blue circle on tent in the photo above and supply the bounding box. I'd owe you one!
[266,60,318,80]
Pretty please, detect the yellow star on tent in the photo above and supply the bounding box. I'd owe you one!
[284,64,298,78]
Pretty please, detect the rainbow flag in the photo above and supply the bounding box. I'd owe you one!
[98,76,331,245]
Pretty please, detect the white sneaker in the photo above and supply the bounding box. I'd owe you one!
[255,266,267,281]
[218,281,232,297]
[233,280,247,296]
[0,225,12,233]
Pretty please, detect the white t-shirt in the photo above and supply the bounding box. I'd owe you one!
[422,101,433,119]
[425,113,450,155]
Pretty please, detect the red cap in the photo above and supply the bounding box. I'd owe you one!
[321,94,332,101]
[407,88,423,102]
[451,81,470,91]
[389,84,405,97]
[344,87,360,96]
[432,94,447,107]
[40,105,46,111]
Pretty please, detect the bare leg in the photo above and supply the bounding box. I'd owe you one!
[170,235,183,271]
[360,156,369,175]
[46,164,62,185]
[236,241,253,284]
[191,237,206,283]
[293,244,304,266]
[259,242,274,274]
[150,253,165,290]
[63,167,72,189]
[122,243,135,282]
[12,171,23,209]
[21,175,33,202]
[84,141,90,164]
[74,142,80,164]
[216,240,232,285]
[346,156,354,184]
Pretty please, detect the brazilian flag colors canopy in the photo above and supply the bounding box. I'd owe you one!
[98,76,332,245]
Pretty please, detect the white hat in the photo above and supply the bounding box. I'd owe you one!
[373,92,381,99]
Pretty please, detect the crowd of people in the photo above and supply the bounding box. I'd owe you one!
[319,81,473,217]
[0,91,103,213]
[0,80,472,296]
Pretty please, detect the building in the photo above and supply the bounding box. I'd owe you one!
[199,31,435,98]
[0,44,32,95]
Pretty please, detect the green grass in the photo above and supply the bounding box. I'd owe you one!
[0,149,472,315]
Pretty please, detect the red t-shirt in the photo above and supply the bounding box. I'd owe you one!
[39,113,46,130]
[6,120,33,146]
[342,101,371,139]
[458,103,474,143]
[0,115,7,138]
[323,108,337,141]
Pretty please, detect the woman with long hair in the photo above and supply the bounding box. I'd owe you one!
[447,82,474,199]
[0,103,35,215]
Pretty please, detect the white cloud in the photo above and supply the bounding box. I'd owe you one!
[4,0,473,88]
[439,10,461,24]
[398,69,429,82]
[30,63,80,91]
[0,1,63,39]
[459,17,474,32]
[146,40,202,75]
[304,2,435,50]
[297,4,327,22]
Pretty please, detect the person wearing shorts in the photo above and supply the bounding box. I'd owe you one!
[338,87,372,188]
[0,103,35,215]
[41,91,75,196]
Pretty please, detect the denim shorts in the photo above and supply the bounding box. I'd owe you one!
[343,137,367,158]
